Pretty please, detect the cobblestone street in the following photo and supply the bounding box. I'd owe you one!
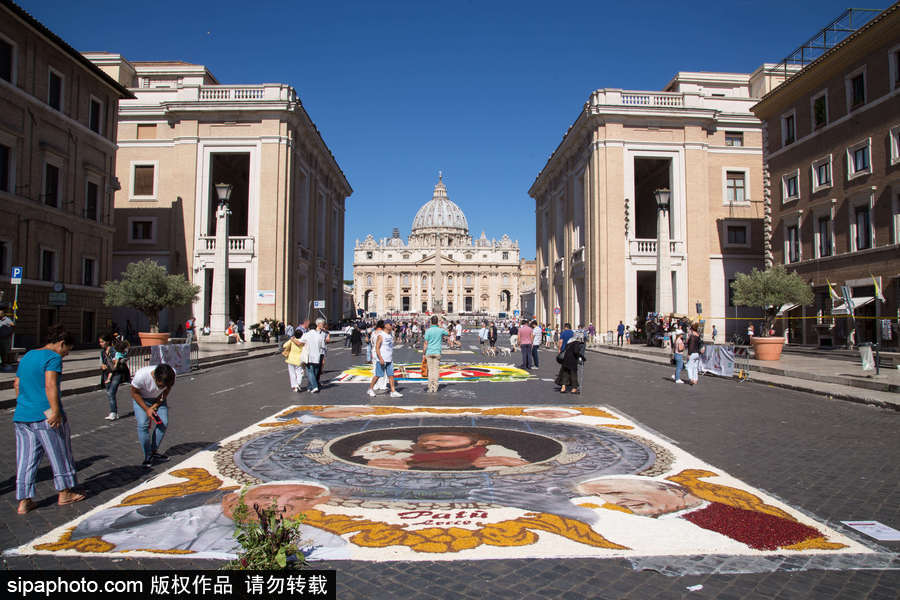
[2,337,898,599]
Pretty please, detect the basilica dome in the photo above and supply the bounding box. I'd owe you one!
[411,175,469,235]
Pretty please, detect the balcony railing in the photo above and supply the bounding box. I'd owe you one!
[621,93,684,107]
[628,239,685,257]
[195,236,255,256]
[156,84,298,104]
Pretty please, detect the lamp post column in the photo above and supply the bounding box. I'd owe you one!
[208,183,232,342]
[655,188,673,315]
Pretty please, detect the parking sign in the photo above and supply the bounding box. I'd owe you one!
[11,266,22,285]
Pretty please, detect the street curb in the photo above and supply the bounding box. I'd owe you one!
[587,347,899,412]
[0,348,281,410]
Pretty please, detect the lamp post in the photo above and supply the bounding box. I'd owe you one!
[208,183,232,342]
[654,188,674,316]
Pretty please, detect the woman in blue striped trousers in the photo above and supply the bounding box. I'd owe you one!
[13,326,84,514]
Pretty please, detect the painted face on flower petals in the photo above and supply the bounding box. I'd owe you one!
[576,479,697,517]
[222,484,330,520]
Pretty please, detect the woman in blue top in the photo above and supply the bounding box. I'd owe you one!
[13,325,84,514]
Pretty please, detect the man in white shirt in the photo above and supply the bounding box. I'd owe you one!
[478,322,489,353]
[454,322,463,348]
[531,320,542,369]
[368,321,402,398]
[130,364,176,467]
[300,318,328,393]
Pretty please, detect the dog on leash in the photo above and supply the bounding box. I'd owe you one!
[498,346,513,357]
[483,345,498,357]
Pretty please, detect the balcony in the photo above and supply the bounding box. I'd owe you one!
[135,84,298,106]
[195,236,255,257]
[587,89,756,115]
[628,239,685,257]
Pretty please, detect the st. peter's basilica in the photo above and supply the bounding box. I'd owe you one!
[353,176,524,317]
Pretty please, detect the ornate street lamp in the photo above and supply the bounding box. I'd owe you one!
[654,188,673,316]
[209,183,234,342]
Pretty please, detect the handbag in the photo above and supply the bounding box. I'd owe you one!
[281,342,292,359]
[420,354,428,378]
[555,351,566,364]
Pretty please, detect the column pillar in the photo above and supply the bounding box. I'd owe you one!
[655,195,673,315]
[207,202,230,342]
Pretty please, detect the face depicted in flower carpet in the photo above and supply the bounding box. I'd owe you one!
[365,431,528,471]
[222,482,332,520]
[576,478,701,516]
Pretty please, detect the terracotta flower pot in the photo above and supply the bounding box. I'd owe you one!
[750,336,785,361]
[138,332,171,347]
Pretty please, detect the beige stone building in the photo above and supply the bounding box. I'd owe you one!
[518,258,537,318]
[0,2,132,347]
[530,66,793,338]
[751,5,900,348]
[353,176,523,317]
[84,53,351,331]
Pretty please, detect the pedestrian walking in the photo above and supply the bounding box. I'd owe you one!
[454,321,463,348]
[283,329,306,392]
[685,323,703,385]
[184,316,196,345]
[368,321,402,398]
[350,323,363,356]
[509,322,519,351]
[104,338,130,420]
[559,323,574,352]
[555,330,585,394]
[130,363,176,467]
[671,330,685,384]
[488,321,498,349]
[518,320,533,369]
[531,320,542,368]
[13,325,84,514]
[616,321,625,347]
[478,321,489,353]
[423,316,448,393]
[711,324,718,344]
[98,332,114,390]
[300,318,328,393]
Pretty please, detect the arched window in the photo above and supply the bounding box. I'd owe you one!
[466,275,472,285]
[366,275,373,286]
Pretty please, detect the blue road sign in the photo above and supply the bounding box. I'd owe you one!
[11,266,22,285]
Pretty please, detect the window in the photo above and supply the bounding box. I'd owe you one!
[40,249,56,281]
[366,275,373,286]
[781,111,796,146]
[502,251,509,260]
[365,251,373,259]
[0,36,13,82]
[0,143,10,192]
[845,68,866,110]
[727,225,747,245]
[48,68,63,111]
[854,206,872,250]
[82,257,96,287]
[890,125,900,166]
[129,218,155,242]
[786,225,800,263]
[130,162,156,199]
[811,91,828,129]
[89,97,103,134]
[811,156,832,192]
[727,279,735,307]
[782,171,799,202]
[725,171,746,204]
[724,131,743,146]
[84,180,99,221]
[43,162,60,207]
[816,215,832,258]
[0,240,9,275]
[847,139,871,179]
[137,124,157,139]
[891,46,900,91]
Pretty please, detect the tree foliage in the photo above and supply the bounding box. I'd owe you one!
[223,489,308,571]
[730,265,814,336]
[103,259,199,332]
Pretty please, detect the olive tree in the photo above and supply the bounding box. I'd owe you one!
[104,259,199,333]
[730,265,814,337]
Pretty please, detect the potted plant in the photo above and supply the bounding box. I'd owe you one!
[103,259,200,346]
[249,323,261,342]
[730,265,813,360]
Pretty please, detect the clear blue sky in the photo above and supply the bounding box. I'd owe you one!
[19,0,887,278]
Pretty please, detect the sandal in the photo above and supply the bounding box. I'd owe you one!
[17,499,36,515]
[57,491,86,506]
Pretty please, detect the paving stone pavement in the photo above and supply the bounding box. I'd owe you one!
[1,336,898,599]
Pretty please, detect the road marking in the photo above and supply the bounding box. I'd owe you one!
[210,387,236,396]
[541,378,555,382]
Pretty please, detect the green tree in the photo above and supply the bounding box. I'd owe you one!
[730,265,814,337]
[103,259,199,332]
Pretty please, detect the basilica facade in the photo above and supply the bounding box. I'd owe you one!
[353,177,522,317]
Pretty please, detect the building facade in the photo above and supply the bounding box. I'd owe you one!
[0,1,132,347]
[85,54,351,331]
[751,5,900,348]
[353,177,522,317]
[530,66,792,337]
[518,258,537,318]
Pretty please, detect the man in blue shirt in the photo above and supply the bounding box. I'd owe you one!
[616,321,625,347]
[422,316,448,394]
[559,323,574,352]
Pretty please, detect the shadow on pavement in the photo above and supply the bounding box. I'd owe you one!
[0,454,107,496]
